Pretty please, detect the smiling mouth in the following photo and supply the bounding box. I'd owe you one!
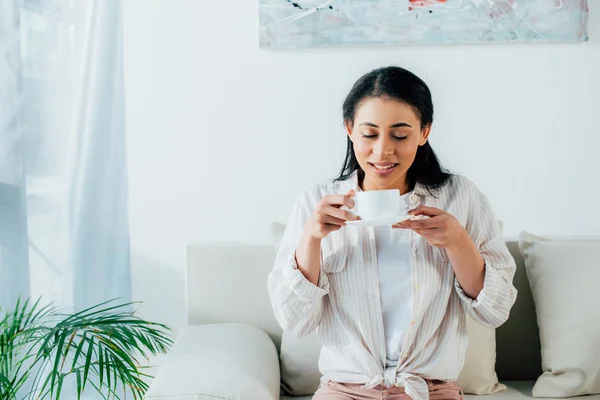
[368,162,399,175]
[369,162,398,170]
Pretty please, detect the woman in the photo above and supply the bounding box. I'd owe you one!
[267,66,517,400]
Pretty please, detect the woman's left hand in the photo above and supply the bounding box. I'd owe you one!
[393,205,468,249]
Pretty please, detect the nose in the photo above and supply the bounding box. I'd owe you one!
[373,136,394,158]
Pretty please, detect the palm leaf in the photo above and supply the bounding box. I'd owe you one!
[0,297,173,399]
[49,329,69,396]
[82,334,94,392]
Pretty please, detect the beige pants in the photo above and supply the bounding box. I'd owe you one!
[313,379,464,400]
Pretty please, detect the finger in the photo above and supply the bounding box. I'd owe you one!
[403,217,440,230]
[394,217,430,229]
[319,214,348,226]
[325,223,343,230]
[408,205,445,217]
[326,194,355,209]
[392,220,412,229]
[345,190,356,209]
[321,223,343,235]
[323,206,360,221]
[408,228,433,239]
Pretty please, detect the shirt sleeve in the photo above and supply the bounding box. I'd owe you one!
[267,190,329,338]
[454,187,518,328]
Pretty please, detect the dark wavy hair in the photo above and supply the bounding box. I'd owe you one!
[337,66,452,193]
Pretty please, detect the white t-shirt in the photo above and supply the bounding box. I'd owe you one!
[374,191,413,368]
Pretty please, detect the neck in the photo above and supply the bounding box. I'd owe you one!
[360,173,411,194]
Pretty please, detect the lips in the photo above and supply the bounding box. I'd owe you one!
[370,162,397,169]
[368,162,398,175]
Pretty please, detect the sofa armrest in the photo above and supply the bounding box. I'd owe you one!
[145,323,280,400]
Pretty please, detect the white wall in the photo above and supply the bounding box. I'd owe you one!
[123,0,600,329]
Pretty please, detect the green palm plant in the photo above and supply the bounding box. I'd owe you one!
[0,298,173,399]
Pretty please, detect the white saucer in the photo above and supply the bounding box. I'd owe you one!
[346,214,416,227]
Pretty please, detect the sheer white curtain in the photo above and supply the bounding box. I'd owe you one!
[0,0,130,311]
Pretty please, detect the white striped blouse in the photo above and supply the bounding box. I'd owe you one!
[267,171,518,400]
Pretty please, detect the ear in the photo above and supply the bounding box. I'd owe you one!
[345,121,354,141]
[418,124,432,146]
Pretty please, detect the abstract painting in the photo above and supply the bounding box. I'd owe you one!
[259,0,589,48]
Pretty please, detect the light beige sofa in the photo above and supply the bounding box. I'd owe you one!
[145,241,600,400]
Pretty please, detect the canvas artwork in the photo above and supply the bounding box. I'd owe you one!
[259,0,589,48]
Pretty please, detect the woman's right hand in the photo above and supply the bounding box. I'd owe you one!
[304,190,360,240]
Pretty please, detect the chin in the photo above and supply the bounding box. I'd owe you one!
[363,170,405,189]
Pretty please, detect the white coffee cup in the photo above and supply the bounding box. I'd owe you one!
[353,189,400,220]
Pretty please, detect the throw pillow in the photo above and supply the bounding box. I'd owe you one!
[457,316,505,394]
[519,232,600,397]
[270,222,505,395]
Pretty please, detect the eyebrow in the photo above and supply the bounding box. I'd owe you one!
[358,122,412,128]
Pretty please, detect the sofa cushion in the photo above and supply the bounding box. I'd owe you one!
[495,242,542,381]
[519,232,600,397]
[278,332,322,395]
[281,396,313,400]
[145,323,280,400]
[471,381,600,400]
[270,222,505,396]
[457,316,505,394]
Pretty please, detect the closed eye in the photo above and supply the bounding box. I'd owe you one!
[360,134,408,140]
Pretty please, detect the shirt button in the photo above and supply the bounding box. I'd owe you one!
[410,320,416,327]
[411,247,417,253]
[410,193,418,203]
